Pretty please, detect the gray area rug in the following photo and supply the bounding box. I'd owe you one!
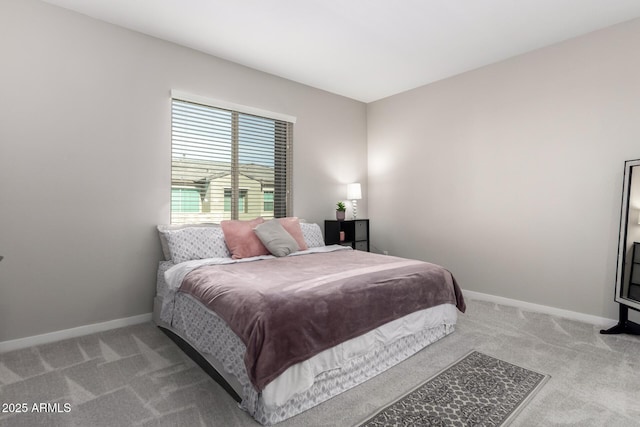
[358,351,548,427]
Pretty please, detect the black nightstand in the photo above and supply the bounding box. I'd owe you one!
[324,219,369,251]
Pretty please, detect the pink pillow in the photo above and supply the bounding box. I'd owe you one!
[278,217,308,251]
[221,217,269,259]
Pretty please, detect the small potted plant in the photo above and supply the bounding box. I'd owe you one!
[336,202,346,221]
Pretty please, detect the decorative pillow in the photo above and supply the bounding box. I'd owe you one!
[221,217,270,259]
[299,222,325,248]
[163,226,230,264]
[157,223,219,261]
[278,217,308,251]
[254,219,300,257]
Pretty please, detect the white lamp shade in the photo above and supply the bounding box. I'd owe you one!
[347,183,362,200]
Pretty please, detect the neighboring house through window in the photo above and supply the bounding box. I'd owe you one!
[170,91,295,224]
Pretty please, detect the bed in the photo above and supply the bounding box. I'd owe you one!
[153,219,465,425]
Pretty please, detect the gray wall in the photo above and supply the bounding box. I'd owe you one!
[0,0,367,341]
[367,18,640,319]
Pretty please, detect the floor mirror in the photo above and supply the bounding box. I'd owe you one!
[601,159,640,335]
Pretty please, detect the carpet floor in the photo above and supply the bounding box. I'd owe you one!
[1,298,639,426]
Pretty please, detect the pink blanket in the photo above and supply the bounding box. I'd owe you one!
[179,250,465,391]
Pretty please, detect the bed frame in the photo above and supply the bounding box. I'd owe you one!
[153,296,243,401]
[158,326,242,402]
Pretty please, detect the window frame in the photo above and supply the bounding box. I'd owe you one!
[170,91,295,224]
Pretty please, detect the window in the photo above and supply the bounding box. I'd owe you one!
[171,92,295,224]
[239,189,248,213]
[224,188,248,213]
[171,188,201,213]
[224,188,231,212]
[263,190,274,212]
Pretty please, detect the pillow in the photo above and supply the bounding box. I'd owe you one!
[221,217,270,259]
[254,219,300,257]
[278,217,308,251]
[299,222,325,248]
[163,226,231,264]
[157,223,219,261]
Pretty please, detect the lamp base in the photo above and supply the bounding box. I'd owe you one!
[352,200,357,220]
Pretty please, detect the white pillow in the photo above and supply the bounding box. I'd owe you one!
[157,223,218,260]
[299,223,325,248]
[163,226,230,264]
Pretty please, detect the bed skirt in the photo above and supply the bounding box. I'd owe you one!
[154,293,455,425]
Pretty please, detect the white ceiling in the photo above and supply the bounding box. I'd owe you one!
[42,0,640,103]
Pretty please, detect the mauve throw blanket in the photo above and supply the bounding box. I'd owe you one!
[179,250,465,391]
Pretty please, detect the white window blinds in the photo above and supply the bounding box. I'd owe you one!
[171,96,293,224]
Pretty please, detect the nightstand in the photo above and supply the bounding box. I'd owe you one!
[324,219,369,251]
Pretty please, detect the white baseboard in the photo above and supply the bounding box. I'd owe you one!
[0,312,153,354]
[463,290,617,328]
[0,292,618,353]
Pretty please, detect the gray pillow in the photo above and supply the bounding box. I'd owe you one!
[254,219,300,257]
